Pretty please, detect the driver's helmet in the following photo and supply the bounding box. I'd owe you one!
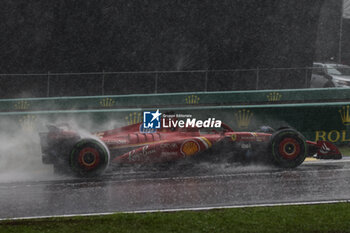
[256,126,275,133]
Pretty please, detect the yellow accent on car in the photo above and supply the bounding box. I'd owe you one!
[305,157,317,162]
[231,134,237,141]
[182,141,200,156]
[200,137,212,148]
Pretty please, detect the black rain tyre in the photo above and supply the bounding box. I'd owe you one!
[69,139,110,177]
[269,129,307,168]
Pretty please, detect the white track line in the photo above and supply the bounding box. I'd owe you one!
[1,199,350,221]
[304,159,350,164]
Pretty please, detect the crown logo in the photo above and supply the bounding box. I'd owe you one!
[339,105,350,125]
[14,100,30,110]
[100,98,116,107]
[267,92,282,102]
[185,95,200,104]
[18,115,37,131]
[234,109,253,129]
[125,112,142,125]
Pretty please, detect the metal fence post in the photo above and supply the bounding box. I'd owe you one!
[155,72,158,94]
[102,70,105,95]
[255,67,259,90]
[47,71,50,97]
[204,70,208,92]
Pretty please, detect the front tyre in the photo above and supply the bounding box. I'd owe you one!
[70,139,110,177]
[269,129,307,168]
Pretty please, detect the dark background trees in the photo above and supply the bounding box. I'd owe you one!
[0,0,328,97]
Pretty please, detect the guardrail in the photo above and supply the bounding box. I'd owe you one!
[1,88,350,112]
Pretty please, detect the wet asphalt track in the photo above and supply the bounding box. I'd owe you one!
[1,158,350,219]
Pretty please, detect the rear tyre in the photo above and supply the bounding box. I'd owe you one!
[269,129,307,168]
[69,139,110,177]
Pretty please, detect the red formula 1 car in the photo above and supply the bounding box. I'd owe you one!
[39,122,342,177]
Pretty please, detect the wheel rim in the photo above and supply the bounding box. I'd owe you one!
[78,147,100,169]
[278,138,300,159]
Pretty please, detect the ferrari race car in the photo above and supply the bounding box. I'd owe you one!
[39,122,342,177]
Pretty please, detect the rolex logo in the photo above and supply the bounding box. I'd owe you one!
[339,105,350,125]
[18,115,37,131]
[100,98,116,107]
[267,92,282,102]
[14,100,30,110]
[234,109,253,129]
[125,112,142,125]
[185,95,200,104]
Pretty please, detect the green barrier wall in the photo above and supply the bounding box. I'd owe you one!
[3,102,350,145]
[2,88,350,112]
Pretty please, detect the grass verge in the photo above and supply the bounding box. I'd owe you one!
[339,146,350,156]
[1,203,350,233]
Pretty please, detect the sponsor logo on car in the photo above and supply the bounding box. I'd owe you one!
[231,134,237,141]
[181,140,200,156]
[159,143,178,149]
[128,145,157,162]
[104,139,127,145]
[160,151,178,157]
